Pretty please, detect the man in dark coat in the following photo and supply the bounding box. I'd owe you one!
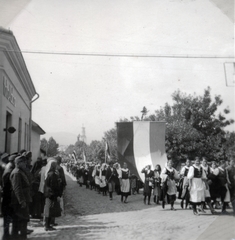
[2,154,17,239]
[10,156,31,239]
[106,161,118,200]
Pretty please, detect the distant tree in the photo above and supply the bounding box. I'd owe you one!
[88,140,103,162]
[224,131,235,158]
[47,137,59,157]
[40,138,48,153]
[103,127,118,161]
[64,144,75,156]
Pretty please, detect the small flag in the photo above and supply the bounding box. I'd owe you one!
[105,141,111,160]
[71,153,76,161]
[73,150,77,161]
[83,151,86,163]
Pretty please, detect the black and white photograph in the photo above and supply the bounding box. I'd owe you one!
[0,0,234,239]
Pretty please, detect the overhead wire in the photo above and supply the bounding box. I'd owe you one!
[2,49,234,59]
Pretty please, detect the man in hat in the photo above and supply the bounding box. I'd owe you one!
[2,154,17,239]
[10,155,31,239]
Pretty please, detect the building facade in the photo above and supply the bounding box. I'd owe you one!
[0,27,43,158]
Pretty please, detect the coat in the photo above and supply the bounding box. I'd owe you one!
[10,167,31,220]
[10,168,31,205]
[44,171,61,200]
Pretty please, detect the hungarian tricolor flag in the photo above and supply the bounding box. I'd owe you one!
[117,121,167,182]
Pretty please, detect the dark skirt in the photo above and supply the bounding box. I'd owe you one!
[44,198,61,218]
[143,182,152,196]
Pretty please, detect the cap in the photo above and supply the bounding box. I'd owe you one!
[15,156,26,164]
[8,154,17,162]
[0,153,9,160]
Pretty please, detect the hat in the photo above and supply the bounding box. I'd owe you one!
[19,149,26,155]
[22,151,32,158]
[55,156,62,163]
[15,156,26,164]
[9,154,17,162]
[0,153,9,160]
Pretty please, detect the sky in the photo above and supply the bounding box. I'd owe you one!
[0,0,234,145]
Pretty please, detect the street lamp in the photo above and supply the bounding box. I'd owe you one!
[3,126,16,134]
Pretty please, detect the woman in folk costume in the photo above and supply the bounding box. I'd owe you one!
[187,157,206,215]
[200,157,216,214]
[153,164,161,205]
[178,159,191,209]
[141,165,154,205]
[119,162,131,203]
[44,159,62,231]
[209,161,221,209]
[212,160,230,214]
[99,163,107,196]
[160,160,179,210]
[93,164,101,193]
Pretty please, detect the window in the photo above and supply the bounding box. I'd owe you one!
[18,118,22,152]
[5,111,12,153]
[24,123,28,150]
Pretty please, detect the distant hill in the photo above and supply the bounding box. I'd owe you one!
[42,132,78,146]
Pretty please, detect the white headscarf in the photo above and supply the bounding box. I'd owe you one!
[44,158,57,180]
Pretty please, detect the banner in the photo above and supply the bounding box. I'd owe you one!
[117,121,168,182]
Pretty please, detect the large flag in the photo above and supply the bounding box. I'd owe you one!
[105,141,111,161]
[117,121,168,182]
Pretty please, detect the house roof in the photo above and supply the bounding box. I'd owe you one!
[32,120,46,135]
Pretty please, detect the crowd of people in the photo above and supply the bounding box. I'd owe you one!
[65,156,235,217]
[0,149,67,240]
[1,150,234,239]
[65,160,143,201]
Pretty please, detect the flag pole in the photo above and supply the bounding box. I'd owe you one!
[105,142,107,164]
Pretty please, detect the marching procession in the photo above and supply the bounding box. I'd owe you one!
[64,156,235,216]
[0,147,235,240]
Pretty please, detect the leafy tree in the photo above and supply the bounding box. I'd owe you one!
[40,138,48,153]
[47,137,59,157]
[103,127,118,161]
[146,87,234,164]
